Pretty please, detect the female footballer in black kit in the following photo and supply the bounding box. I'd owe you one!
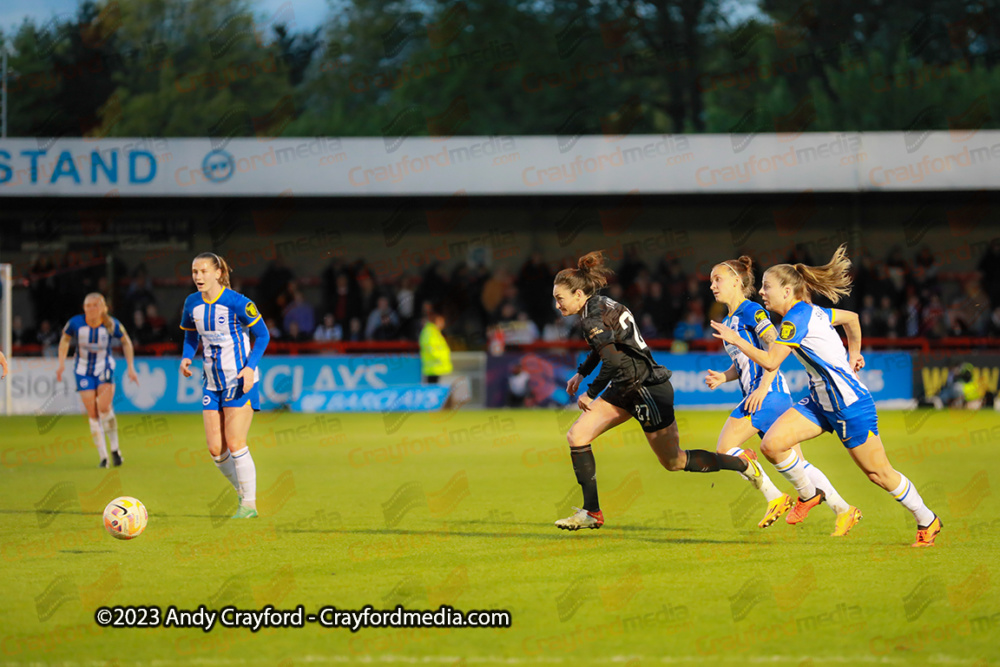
[554,251,764,530]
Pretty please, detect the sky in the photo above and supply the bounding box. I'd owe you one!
[0,0,332,37]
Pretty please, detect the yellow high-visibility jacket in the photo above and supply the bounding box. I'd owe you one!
[419,322,453,376]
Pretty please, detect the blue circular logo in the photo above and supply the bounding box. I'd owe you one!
[202,150,235,183]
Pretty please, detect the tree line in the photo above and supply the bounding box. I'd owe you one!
[1,0,998,139]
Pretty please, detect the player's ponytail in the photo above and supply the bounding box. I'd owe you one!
[194,252,232,288]
[554,251,614,297]
[766,244,853,304]
[716,255,756,298]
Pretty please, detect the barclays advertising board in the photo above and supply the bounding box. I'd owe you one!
[104,355,421,413]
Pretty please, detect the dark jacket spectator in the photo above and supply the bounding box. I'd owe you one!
[517,253,554,330]
[365,297,400,340]
[283,290,316,338]
[258,258,295,319]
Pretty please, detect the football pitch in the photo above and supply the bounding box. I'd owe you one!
[1,408,997,666]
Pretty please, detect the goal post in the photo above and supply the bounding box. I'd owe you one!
[1,263,10,415]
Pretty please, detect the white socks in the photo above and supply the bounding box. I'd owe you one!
[727,447,783,502]
[773,450,816,500]
[890,474,935,526]
[99,409,119,454]
[803,460,850,515]
[89,417,107,460]
[231,448,257,509]
[213,451,240,493]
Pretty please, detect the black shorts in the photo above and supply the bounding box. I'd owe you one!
[602,380,676,433]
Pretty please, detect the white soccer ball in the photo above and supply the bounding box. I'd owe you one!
[103,496,148,540]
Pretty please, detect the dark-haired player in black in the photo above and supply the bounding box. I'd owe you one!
[553,251,764,530]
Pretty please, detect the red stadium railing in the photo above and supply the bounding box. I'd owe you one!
[11,337,999,357]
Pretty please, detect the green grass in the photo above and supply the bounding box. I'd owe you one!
[1,408,997,666]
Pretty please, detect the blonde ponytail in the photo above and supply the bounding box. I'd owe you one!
[765,244,853,303]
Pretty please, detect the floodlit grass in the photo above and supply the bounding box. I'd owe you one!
[1,408,996,665]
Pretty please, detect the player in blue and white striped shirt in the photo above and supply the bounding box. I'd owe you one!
[180,253,270,519]
[712,245,941,547]
[56,293,139,468]
[705,256,854,534]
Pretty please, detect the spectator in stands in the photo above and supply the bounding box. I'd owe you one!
[496,302,517,331]
[645,281,671,337]
[258,257,295,318]
[36,320,59,357]
[913,246,939,292]
[990,306,1000,336]
[346,317,364,342]
[283,288,316,338]
[884,246,910,299]
[497,305,534,345]
[396,275,417,338]
[673,307,704,341]
[512,311,540,345]
[922,294,947,337]
[617,247,648,292]
[885,308,901,339]
[266,317,283,340]
[873,295,894,337]
[517,252,554,330]
[542,315,569,342]
[12,315,32,347]
[481,266,511,322]
[625,267,652,314]
[145,304,168,342]
[977,239,1000,309]
[275,279,298,315]
[321,258,349,315]
[416,263,449,318]
[124,267,156,317]
[853,250,888,304]
[639,312,659,341]
[357,271,379,323]
[946,279,991,336]
[905,293,922,337]
[28,255,59,325]
[962,278,991,336]
[660,257,687,328]
[314,313,343,342]
[286,321,310,342]
[365,296,400,340]
[860,294,878,335]
[328,272,361,326]
[131,309,153,346]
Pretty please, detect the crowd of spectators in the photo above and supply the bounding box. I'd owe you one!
[16,239,1000,353]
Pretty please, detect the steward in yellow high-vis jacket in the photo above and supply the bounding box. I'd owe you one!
[419,312,452,379]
